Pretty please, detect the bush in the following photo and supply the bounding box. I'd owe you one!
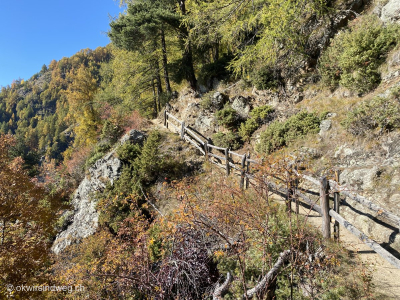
[239,105,275,142]
[116,142,142,164]
[319,15,400,94]
[212,131,243,150]
[85,142,112,169]
[249,66,281,90]
[132,130,163,185]
[101,120,124,144]
[250,105,275,122]
[342,96,400,135]
[215,104,240,128]
[198,54,233,85]
[238,118,259,142]
[200,92,214,110]
[256,111,321,154]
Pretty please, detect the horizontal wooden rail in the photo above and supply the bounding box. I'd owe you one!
[329,209,400,269]
[168,122,180,132]
[166,112,182,124]
[208,152,226,161]
[184,135,205,155]
[271,180,400,269]
[207,144,227,151]
[229,151,244,158]
[184,127,205,146]
[295,170,400,229]
[329,180,400,230]
[247,159,261,164]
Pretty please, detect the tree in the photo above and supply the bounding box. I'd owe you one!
[65,64,100,148]
[109,0,197,94]
[0,134,59,298]
[186,0,329,78]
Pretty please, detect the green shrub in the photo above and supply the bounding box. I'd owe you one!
[215,104,240,128]
[319,15,400,94]
[256,111,321,154]
[132,130,163,185]
[341,96,400,135]
[250,105,275,122]
[116,142,142,164]
[238,118,259,142]
[249,66,281,90]
[200,92,214,110]
[85,142,112,168]
[212,131,243,150]
[101,120,124,144]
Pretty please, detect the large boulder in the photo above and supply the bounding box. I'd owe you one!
[211,92,228,110]
[51,130,146,254]
[231,96,251,118]
[380,0,400,23]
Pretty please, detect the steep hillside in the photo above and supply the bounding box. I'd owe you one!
[2,0,400,298]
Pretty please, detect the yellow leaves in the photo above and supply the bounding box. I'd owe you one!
[65,64,100,148]
[214,250,225,259]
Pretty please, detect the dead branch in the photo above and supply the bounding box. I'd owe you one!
[213,272,233,300]
[242,250,291,299]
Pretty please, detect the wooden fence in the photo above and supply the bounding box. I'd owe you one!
[163,109,400,269]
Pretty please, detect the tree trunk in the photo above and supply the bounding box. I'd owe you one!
[156,66,163,113]
[214,42,219,62]
[182,42,197,90]
[177,0,197,91]
[152,79,158,118]
[161,28,172,94]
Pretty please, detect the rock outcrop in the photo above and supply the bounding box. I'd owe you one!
[379,0,400,23]
[52,130,146,254]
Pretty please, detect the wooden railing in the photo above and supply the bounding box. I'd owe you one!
[163,109,400,269]
[164,110,255,188]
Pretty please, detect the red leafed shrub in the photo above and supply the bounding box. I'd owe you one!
[122,110,148,133]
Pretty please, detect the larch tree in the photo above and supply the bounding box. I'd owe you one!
[65,64,100,148]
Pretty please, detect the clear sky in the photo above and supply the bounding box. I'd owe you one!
[0,0,124,87]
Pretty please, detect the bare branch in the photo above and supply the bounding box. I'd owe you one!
[213,272,233,300]
[242,250,291,299]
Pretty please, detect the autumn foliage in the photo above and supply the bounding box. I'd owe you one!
[0,135,60,298]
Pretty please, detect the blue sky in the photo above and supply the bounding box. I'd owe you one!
[0,0,124,87]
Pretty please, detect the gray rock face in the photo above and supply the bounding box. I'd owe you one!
[380,0,400,23]
[51,130,145,254]
[319,119,332,134]
[231,96,251,118]
[340,166,380,191]
[119,129,146,145]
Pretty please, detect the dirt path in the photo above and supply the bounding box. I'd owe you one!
[283,197,400,299]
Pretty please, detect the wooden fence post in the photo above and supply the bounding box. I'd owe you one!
[286,169,291,212]
[240,154,246,189]
[164,110,167,127]
[320,176,331,239]
[165,111,169,129]
[245,152,250,189]
[225,148,230,176]
[334,170,341,241]
[204,141,208,161]
[294,165,299,215]
[181,121,185,139]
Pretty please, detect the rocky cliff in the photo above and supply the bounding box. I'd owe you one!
[52,130,146,254]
